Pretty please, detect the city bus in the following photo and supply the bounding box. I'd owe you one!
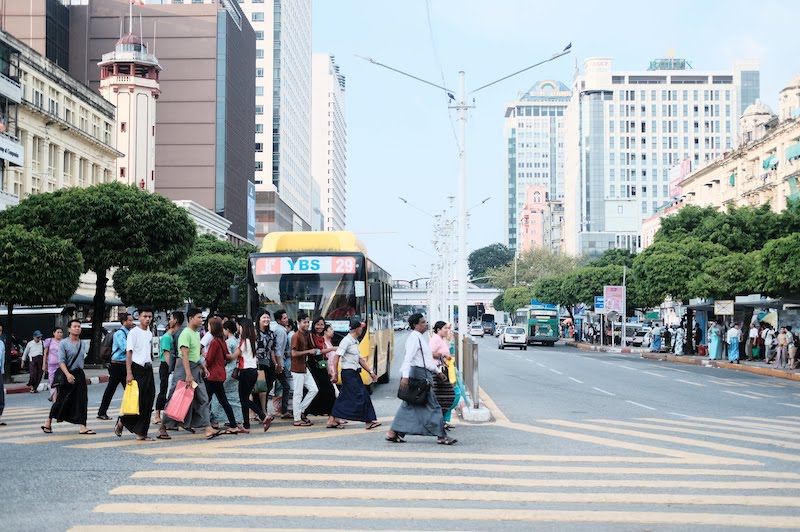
[247,231,394,388]
[517,301,560,346]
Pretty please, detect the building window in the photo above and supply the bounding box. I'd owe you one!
[256,49,264,59]
[255,31,264,40]
[255,142,263,152]
[255,124,264,133]
[255,105,263,115]
[252,12,264,22]
[120,122,127,133]
[120,167,126,178]
[256,68,264,78]
[79,108,88,132]
[256,86,264,96]
[255,161,263,171]
[104,123,111,145]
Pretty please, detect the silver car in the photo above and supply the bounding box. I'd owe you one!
[499,326,527,350]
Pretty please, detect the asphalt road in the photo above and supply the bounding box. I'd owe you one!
[1,330,799,531]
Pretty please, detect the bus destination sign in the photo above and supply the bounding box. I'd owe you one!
[254,256,357,275]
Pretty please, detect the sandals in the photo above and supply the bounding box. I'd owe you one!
[293,420,313,427]
[41,426,53,434]
[385,434,405,443]
[79,430,97,435]
[114,417,123,437]
[206,429,225,440]
[437,437,458,445]
[157,433,172,440]
[326,423,345,429]
[263,417,272,432]
[366,422,382,430]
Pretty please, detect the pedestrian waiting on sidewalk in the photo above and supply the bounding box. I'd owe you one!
[727,323,742,364]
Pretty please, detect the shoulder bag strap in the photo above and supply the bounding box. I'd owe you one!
[65,341,82,371]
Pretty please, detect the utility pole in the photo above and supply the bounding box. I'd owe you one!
[452,71,473,351]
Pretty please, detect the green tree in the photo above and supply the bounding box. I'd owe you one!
[0,225,83,380]
[486,248,581,289]
[589,248,636,269]
[656,205,720,243]
[468,243,514,281]
[501,286,536,313]
[492,293,505,313]
[114,269,187,311]
[532,276,566,306]
[687,252,757,300]
[561,266,625,308]
[755,234,800,296]
[179,236,252,315]
[0,183,196,362]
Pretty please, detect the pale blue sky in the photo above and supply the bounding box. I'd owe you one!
[312,0,797,282]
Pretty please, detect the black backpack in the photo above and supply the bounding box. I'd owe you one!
[99,329,115,363]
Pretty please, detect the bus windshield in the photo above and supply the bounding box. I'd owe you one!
[249,254,367,334]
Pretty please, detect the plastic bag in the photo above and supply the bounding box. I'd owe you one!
[120,380,140,416]
[164,380,195,422]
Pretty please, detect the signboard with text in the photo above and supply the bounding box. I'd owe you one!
[254,256,357,276]
[603,286,626,315]
[594,296,606,314]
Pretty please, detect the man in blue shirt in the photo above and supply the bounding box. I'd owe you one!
[0,334,6,425]
[97,313,134,420]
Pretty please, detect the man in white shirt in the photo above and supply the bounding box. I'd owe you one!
[115,308,156,441]
[762,325,776,363]
[22,330,45,393]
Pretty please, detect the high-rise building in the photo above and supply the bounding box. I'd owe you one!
[312,53,346,231]
[2,0,70,70]
[97,28,161,192]
[503,80,570,250]
[563,57,760,257]
[64,0,257,240]
[236,0,313,237]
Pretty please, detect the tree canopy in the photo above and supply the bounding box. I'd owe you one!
[114,269,188,312]
[485,247,581,289]
[468,243,514,281]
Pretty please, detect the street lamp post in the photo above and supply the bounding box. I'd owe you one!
[363,44,572,374]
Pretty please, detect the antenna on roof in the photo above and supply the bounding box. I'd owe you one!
[128,0,132,34]
[139,12,143,39]
[119,17,123,39]
[153,21,157,55]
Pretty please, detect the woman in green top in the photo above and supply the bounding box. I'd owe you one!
[154,319,177,425]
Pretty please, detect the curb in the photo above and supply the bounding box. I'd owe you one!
[566,341,800,382]
[5,375,109,395]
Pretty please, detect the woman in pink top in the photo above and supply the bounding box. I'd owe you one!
[429,321,456,429]
[43,327,64,401]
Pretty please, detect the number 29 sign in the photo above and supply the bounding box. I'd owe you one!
[255,256,357,275]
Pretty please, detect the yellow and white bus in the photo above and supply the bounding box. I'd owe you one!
[247,231,394,388]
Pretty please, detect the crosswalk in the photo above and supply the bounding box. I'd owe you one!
[0,410,783,530]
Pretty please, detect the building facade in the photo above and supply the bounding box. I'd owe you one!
[563,57,760,257]
[503,80,569,250]
[62,0,256,240]
[517,185,563,253]
[311,53,346,231]
[678,75,800,214]
[98,31,161,192]
[2,0,70,71]
[0,29,119,206]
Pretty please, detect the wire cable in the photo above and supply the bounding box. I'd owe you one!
[425,0,460,151]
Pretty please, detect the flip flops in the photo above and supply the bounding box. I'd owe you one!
[206,429,225,440]
[157,433,172,440]
[326,423,345,429]
[437,437,458,445]
[79,430,97,435]
[40,426,52,434]
[385,434,405,443]
[366,422,382,430]
[293,420,313,427]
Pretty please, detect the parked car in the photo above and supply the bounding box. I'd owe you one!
[498,326,527,350]
[5,334,26,375]
[494,325,506,337]
[631,328,652,348]
[393,320,407,331]
[468,322,484,337]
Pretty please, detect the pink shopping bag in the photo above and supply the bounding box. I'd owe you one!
[164,380,195,422]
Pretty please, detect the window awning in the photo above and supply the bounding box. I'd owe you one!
[786,142,800,162]
[729,173,735,186]
[762,155,778,169]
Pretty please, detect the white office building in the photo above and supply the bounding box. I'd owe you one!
[563,57,760,256]
[503,80,570,250]
[312,53,346,231]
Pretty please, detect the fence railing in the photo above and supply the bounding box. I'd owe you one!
[454,332,479,409]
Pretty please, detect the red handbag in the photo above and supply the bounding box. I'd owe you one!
[164,380,195,422]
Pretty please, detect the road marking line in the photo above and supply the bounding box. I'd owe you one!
[780,403,800,409]
[539,419,800,463]
[669,412,694,418]
[743,392,776,398]
[618,365,637,370]
[708,378,748,388]
[735,416,800,430]
[568,377,584,384]
[132,470,800,490]
[625,401,656,411]
[667,368,692,374]
[478,387,508,423]
[600,360,615,365]
[645,418,800,439]
[91,503,800,528]
[535,362,546,367]
[108,485,800,508]
[685,416,800,435]
[675,379,704,387]
[71,527,377,532]
[496,421,757,465]
[643,371,667,378]
[591,419,800,451]
[549,368,563,375]
[592,387,615,396]
[723,390,763,400]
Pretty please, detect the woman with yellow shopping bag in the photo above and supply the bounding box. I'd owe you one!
[114,308,157,441]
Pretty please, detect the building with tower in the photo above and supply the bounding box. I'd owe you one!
[98,28,161,192]
[676,74,800,214]
[503,80,570,251]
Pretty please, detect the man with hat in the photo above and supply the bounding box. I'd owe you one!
[22,330,45,393]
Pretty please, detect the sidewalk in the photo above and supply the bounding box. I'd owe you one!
[4,366,110,395]
[565,341,800,382]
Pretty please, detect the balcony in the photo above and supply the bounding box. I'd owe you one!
[0,71,21,103]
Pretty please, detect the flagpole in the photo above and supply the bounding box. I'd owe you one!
[129,0,133,35]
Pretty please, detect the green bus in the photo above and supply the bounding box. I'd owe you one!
[516,301,560,346]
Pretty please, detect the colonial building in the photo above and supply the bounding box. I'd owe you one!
[679,75,800,212]
[517,185,564,253]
